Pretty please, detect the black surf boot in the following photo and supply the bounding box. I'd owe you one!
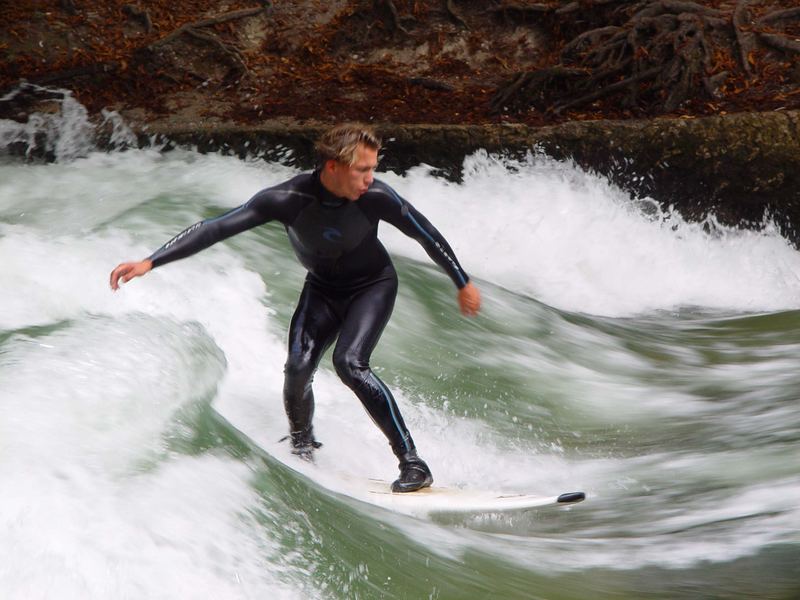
[391,449,433,493]
[285,427,322,462]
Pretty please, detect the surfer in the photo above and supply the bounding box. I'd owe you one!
[109,123,481,492]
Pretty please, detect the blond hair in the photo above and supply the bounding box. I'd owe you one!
[315,123,381,166]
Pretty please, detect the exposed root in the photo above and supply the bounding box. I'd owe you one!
[557,0,639,16]
[554,66,661,113]
[183,28,248,76]
[733,0,755,75]
[633,1,725,19]
[143,6,268,81]
[149,6,268,49]
[490,67,586,113]
[492,0,800,117]
[377,0,412,35]
[445,0,469,29]
[123,4,154,33]
[407,76,455,91]
[756,7,800,27]
[490,2,555,18]
[759,32,800,55]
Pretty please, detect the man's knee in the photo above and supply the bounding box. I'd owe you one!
[284,351,316,382]
[333,351,367,387]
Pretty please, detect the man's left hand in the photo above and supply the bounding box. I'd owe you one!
[458,282,481,317]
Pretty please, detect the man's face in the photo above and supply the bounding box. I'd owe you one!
[330,143,378,201]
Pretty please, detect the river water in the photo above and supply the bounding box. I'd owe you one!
[1,90,799,599]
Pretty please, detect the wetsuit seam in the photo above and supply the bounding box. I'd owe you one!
[369,372,410,452]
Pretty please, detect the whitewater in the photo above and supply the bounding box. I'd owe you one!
[1,90,798,599]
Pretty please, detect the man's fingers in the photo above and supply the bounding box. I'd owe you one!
[462,301,479,317]
[110,260,152,291]
[110,267,121,290]
[110,264,131,290]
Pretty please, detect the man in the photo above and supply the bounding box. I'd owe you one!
[110,123,481,493]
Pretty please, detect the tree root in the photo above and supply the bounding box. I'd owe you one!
[633,1,725,19]
[492,0,800,117]
[407,76,455,92]
[144,6,268,80]
[555,0,641,17]
[149,6,268,49]
[561,26,624,62]
[756,7,800,27]
[733,0,755,75]
[123,4,153,34]
[759,32,800,55]
[490,67,586,113]
[489,2,555,16]
[183,28,248,75]
[553,65,661,113]
[445,0,469,29]
[377,0,411,35]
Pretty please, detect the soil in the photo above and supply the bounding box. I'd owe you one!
[2,1,798,130]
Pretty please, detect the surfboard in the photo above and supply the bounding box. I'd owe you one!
[356,478,585,516]
[213,407,585,518]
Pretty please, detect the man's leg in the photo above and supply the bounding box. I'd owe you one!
[284,282,340,457]
[331,276,433,492]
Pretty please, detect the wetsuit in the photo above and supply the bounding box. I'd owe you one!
[148,171,469,457]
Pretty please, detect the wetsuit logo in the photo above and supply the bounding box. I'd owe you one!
[322,227,342,242]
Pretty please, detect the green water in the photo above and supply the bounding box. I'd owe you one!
[1,146,799,599]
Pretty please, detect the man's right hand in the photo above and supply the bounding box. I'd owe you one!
[109,259,153,291]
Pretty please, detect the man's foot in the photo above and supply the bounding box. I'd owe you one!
[283,427,322,462]
[391,449,433,493]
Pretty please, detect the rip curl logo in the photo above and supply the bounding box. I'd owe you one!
[322,227,342,242]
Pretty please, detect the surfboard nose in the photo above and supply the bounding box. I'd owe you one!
[557,491,586,504]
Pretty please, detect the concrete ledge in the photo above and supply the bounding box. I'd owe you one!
[137,111,800,242]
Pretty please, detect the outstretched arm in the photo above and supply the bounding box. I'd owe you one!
[109,187,289,290]
[146,199,272,269]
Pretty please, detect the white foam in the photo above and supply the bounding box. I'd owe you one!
[0,315,304,599]
[2,133,799,581]
[1,455,302,600]
[378,152,800,317]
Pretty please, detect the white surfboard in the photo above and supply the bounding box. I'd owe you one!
[213,407,585,518]
[356,478,584,516]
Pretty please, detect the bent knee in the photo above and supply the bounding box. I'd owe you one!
[284,352,317,379]
[333,352,368,385]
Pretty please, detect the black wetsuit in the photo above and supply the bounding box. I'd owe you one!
[148,171,469,457]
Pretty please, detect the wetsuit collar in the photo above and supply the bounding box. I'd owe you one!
[313,169,349,208]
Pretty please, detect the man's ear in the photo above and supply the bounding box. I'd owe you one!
[323,159,338,174]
